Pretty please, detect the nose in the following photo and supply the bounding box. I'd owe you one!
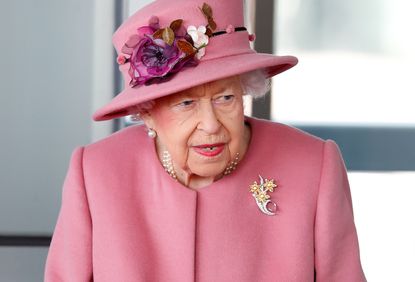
[197,101,221,134]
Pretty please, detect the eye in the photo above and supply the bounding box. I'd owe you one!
[174,99,196,109]
[214,94,235,104]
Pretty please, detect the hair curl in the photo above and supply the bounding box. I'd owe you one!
[239,69,271,99]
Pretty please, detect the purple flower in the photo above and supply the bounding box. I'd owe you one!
[130,35,184,86]
[120,16,201,87]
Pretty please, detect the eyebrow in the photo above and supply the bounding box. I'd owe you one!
[172,85,231,101]
[211,86,228,94]
[195,86,230,96]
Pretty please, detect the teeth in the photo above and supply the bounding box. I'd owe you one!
[202,146,216,151]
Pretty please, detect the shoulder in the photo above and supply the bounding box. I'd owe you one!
[247,116,325,150]
[246,117,337,172]
[246,116,346,173]
[85,123,147,153]
[79,124,152,170]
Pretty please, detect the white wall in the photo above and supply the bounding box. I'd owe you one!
[0,0,95,235]
[0,0,113,280]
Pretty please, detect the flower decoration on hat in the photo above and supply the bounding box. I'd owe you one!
[187,25,209,59]
[117,2,217,87]
[226,25,235,34]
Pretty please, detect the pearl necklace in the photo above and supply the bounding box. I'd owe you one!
[162,151,177,180]
[223,152,239,175]
[161,150,240,180]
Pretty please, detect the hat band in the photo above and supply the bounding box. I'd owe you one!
[201,31,254,61]
[212,27,247,37]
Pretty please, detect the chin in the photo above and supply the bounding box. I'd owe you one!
[187,148,230,177]
[189,162,227,178]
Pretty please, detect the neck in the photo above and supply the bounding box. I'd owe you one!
[184,173,216,189]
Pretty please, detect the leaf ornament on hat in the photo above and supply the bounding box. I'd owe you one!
[117,2,217,87]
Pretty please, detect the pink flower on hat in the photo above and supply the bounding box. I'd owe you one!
[117,55,127,65]
[187,25,209,59]
[226,24,235,34]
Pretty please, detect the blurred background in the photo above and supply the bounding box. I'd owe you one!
[1,0,414,281]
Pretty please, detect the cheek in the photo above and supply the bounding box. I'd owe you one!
[220,99,246,151]
[151,108,195,164]
[218,96,245,126]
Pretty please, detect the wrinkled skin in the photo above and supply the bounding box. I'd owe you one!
[141,76,251,189]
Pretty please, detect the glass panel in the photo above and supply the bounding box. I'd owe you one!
[272,0,415,126]
[0,247,49,281]
[272,2,415,280]
[349,172,415,281]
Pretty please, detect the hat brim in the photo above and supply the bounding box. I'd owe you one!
[93,52,298,121]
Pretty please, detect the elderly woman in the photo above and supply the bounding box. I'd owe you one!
[45,0,366,281]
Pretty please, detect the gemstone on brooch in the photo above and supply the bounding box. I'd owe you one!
[249,175,278,216]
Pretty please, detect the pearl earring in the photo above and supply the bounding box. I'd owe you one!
[147,128,157,138]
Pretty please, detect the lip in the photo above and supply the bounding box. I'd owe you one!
[192,143,225,157]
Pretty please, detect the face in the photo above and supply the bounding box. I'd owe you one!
[142,76,247,179]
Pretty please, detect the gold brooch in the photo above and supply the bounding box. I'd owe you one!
[249,175,277,216]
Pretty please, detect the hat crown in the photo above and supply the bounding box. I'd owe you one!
[92,0,297,121]
[113,0,245,52]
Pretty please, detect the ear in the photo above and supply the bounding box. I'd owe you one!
[139,110,156,130]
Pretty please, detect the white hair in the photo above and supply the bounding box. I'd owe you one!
[133,100,155,113]
[239,69,271,99]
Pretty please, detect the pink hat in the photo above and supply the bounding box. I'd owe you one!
[93,0,298,121]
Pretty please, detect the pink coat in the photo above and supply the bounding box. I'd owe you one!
[45,117,366,281]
